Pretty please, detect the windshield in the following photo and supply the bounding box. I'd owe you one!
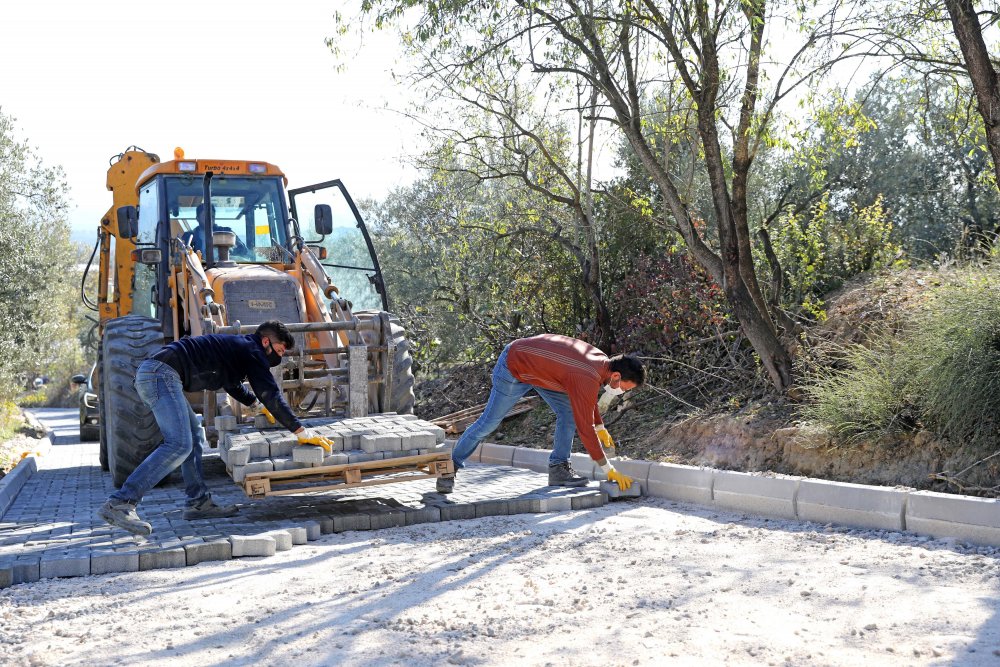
[163,175,290,263]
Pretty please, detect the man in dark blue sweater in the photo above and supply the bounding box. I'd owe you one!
[97,320,334,536]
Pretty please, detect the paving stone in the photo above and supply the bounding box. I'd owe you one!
[91,550,139,575]
[270,435,297,457]
[40,552,91,579]
[475,500,510,518]
[323,453,350,466]
[404,506,441,526]
[369,509,406,530]
[139,548,187,570]
[248,440,270,459]
[215,416,237,432]
[293,446,325,465]
[231,465,248,483]
[333,513,370,532]
[230,535,277,558]
[0,565,11,589]
[185,539,233,566]
[600,480,643,499]
[266,530,294,551]
[318,517,335,534]
[284,526,308,544]
[572,491,608,510]
[507,497,542,514]
[538,495,573,512]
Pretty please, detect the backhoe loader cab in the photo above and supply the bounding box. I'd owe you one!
[83,148,414,488]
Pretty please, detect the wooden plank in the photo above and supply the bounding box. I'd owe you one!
[432,396,538,434]
[259,471,437,497]
[245,453,450,482]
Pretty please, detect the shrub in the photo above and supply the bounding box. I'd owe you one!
[803,266,1000,450]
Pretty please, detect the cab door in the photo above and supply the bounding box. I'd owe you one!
[288,179,388,312]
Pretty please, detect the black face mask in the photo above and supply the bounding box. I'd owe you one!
[263,341,282,368]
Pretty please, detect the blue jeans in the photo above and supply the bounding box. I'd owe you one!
[109,359,210,506]
[451,346,577,469]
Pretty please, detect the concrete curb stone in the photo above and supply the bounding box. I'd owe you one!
[646,463,714,504]
[797,478,907,532]
[907,491,1000,546]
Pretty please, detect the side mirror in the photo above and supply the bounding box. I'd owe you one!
[71,374,87,385]
[314,204,333,236]
[117,206,139,238]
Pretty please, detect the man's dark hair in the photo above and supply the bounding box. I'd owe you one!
[609,354,645,386]
[256,320,294,349]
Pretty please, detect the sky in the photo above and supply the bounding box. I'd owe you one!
[1,0,419,245]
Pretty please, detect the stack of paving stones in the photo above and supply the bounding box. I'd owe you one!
[215,413,448,484]
[0,419,607,588]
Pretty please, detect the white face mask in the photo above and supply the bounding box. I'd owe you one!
[604,381,625,397]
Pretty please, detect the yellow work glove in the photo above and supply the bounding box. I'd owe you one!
[297,429,333,452]
[595,425,616,457]
[258,404,276,425]
[600,463,633,491]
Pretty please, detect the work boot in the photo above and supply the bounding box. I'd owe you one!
[183,495,239,520]
[436,475,455,494]
[97,499,152,536]
[548,460,589,487]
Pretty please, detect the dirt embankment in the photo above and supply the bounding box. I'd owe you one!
[645,415,975,490]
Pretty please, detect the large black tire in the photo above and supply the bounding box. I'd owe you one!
[101,316,164,487]
[355,311,415,415]
[97,346,109,471]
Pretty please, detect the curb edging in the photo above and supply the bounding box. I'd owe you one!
[505,444,1000,548]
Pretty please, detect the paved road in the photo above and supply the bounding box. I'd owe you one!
[0,409,602,584]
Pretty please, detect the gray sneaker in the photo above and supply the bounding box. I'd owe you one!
[184,495,239,520]
[548,461,589,487]
[436,475,455,494]
[98,500,152,536]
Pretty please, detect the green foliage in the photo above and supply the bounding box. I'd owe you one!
[804,266,1000,450]
[0,109,84,405]
[768,194,902,319]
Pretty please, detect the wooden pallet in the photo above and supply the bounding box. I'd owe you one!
[431,396,539,435]
[242,452,455,498]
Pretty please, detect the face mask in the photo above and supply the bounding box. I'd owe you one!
[264,341,282,368]
[604,379,625,397]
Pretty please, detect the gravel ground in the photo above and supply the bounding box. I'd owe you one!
[3,496,1000,667]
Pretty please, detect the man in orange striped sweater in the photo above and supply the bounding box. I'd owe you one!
[439,334,645,493]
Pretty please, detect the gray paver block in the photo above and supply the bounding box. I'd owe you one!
[572,491,607,510]
[539,495,573,512]
[266,530,294,550]
[404,506,442,525]
[475,500,510,518]
[227,446,251,467]
[139,548,187,571]
[40,552,91,579]
[712,470,799,519]
[249,440,270,459]
[333,514,371,532]
[428,425,447,443]
[646,463,714,504]
[271,435,297,457]
[348,451,383,463]
[185,539,233,566]
[405,431,437,449]
[508,497,542,514]
[215,416,237,432]
[323,453,350,466]
[246,460,274,475]
[368,510,406,530]
[600,480,643,498]
[230,535,277,558]
[440,503,477,521]
[292,446,325,465]
[231,464,247,482]
[318,517,335,534]
[286,526,308,545]
[303,521,321,541]
[12,557,40,584]
[91,550,139,575]
[797,479,906,531]
[479,443,515,466]
[907,491,1000,545]
[0,566,12,589]
[512,447,551,473]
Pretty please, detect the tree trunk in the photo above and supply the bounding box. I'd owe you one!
[945,0,1000,188]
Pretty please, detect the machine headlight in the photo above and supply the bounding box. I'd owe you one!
[84,392,98,409]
